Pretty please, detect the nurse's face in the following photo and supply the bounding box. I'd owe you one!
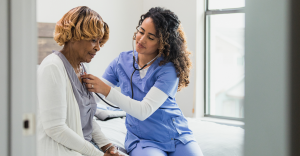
[135,17,160,56]
[71,38,101,63]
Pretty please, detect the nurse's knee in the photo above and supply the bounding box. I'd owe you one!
[129,143,167,156]
[170,141,203,156]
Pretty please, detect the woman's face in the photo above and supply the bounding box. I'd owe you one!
[135,17,160,57]
[71,38,101,63]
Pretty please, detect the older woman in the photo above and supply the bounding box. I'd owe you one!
[82,7,203,156]
[37,6,123,156]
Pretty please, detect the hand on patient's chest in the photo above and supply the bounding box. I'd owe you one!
[75,67,83,84]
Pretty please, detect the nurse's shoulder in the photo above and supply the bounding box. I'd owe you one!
[117,50,134,62]
[106,50,133,68]
[157,61,178,79]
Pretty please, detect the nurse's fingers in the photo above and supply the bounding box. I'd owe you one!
[85,83,96,89]
[82,78,93,84]
[81,74,95,80]
[87,88,96,92]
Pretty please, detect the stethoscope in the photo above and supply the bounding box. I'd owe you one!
[94,38,159,109]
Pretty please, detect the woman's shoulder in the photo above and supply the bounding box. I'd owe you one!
[38,53,64,72]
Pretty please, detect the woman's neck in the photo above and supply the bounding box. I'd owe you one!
[60,46,81,73]
[137,53,158,68]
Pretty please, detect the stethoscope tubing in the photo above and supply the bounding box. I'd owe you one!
[96,39,159,109]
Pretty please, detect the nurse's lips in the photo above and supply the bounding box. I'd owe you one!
[88,52,96,58]
[137,42,145,49]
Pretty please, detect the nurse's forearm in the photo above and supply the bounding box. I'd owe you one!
[100,78,116,97]
[102,83,111,97]
[105,87,168,121]
[93,78,115,103]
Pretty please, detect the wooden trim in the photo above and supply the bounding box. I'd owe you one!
[38,22,56,38]
[37,22,61,64]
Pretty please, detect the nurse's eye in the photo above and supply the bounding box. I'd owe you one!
[148,37,154,40]
[138,30,144,35]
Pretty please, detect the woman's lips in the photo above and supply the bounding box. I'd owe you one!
[89,53,96,58]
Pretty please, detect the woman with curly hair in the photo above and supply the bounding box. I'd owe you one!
[37,6,123,156]
[81,7,203,156]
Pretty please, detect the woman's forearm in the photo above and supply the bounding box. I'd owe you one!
[91,120,111,148]
[44,124,104,156]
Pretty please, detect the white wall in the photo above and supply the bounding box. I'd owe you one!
[37,0,203,117]
[244,0,290,155]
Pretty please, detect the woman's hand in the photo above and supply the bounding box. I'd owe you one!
[81,73,111,97]
[104,146,124,156]
[102,143,124,156]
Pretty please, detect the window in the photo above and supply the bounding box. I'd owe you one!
[205,0,245,120]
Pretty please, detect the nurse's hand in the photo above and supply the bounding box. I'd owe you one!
[81,73,111,97]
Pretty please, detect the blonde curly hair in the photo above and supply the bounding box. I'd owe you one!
[54,6,109,46]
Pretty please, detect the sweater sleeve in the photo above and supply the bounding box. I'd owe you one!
[91,120,111,148]
[105,86,169,121]
[38,63,104,156]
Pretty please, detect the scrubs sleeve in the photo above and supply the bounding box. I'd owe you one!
[102,57,119,86]
[154,65,179,98]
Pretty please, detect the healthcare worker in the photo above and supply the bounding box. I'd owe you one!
[81,7,204,156]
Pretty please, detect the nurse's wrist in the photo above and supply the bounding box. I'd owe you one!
[103,84,111,97]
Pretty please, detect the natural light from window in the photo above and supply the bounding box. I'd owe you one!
[205,0,245,119]
[209,0,245,10]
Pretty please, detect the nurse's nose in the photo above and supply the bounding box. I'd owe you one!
[139,35,146,44]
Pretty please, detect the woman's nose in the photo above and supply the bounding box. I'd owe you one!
[94,42,100,52]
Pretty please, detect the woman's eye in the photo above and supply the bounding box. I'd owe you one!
[138,30,144,34]
[92,39,97,42]
[149,37,154,40]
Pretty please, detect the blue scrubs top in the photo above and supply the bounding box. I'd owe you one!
[102,50,195,153]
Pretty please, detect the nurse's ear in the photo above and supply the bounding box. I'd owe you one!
[133,32,137,40]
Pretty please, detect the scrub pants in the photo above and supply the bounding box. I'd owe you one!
[129,140,204,156]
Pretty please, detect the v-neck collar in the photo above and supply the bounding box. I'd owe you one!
[131,51,164,91]
[53,50,89,97]
[133,50,156,80]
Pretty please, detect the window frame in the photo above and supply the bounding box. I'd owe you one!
[204,0,245,121]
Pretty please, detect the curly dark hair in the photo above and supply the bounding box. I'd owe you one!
[134,7,192,91]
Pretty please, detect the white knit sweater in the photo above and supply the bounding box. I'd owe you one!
[37,53,110,156]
